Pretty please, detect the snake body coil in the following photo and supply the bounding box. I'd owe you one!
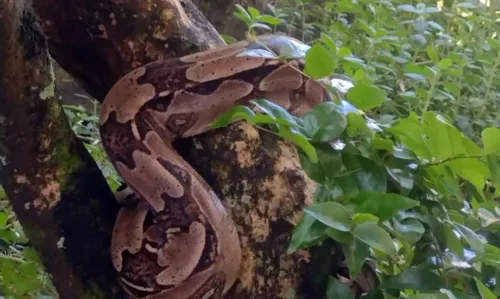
[99,35,330,299]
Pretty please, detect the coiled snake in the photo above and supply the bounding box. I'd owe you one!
[99,34,331,299]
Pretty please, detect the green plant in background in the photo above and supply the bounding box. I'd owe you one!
[0,188,58,298]
[215,0,500,298]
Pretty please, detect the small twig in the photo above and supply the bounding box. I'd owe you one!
[422,154,485,167]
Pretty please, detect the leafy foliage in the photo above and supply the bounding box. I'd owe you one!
[215,0,500,298]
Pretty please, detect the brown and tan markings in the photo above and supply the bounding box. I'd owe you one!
[99,34,330,299]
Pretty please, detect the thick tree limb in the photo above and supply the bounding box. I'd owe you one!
[30,0,326,297]
[33,0,224,101]
[0,1,126,298]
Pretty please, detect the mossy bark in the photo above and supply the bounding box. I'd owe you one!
[0,0,126,298]
[28,0,331,298]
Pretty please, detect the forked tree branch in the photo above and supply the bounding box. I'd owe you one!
[0,0,126,297]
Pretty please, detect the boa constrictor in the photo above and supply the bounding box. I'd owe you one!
[99,34,331,299]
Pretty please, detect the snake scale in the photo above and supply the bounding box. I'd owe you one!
[99,34,331,299]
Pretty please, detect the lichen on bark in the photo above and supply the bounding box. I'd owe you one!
[0,1,126,298]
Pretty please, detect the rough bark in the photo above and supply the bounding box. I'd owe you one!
[33,0,224,101]
[0,1,126,298]
[30,0,326,298]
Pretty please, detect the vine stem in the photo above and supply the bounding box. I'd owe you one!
[423,154,485,167]
[420,70,440,119]
[482,53,500,120]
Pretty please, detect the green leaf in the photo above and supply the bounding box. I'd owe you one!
[478,208,500,227]
[346,113,373,138]
[422,112,473,160]
[257,15,282,25]
[487,155,500,197]
[252,99,297,125]
[408,294,448,299]
[299,144,342,183]
[305,43,336,79]
[373,138,394,152]
[346,85,387,110]
[426,45,440,63]
[325,276,355,299]
[453,223,485,257]
[352,222,397,257]
[355,162,387,192]
[212,105,256,128]
[480,244,500,269]
[0,260,41,295]
[474,278,496,299]
[220,34,238,44]
[321,33,338,52]
[482,127,500,154]
[352,213,379,224]
[343,236,370,278]
[338,47,352,57]
[326,227,351,243]
[345,192,419,221]
[303,102,347,142]
[386,166,414,192]
[279,126,318,163]
[405,72,428,83]
[444,224,464,259]
[287,214,328,253]
[250,23,272,31]
[304,202,352,232]
[398,4,419,13]
[381,267,443,291]
[234,4,252,23]
[444,158,489,193]
[439,289,460,299]
[438,58,453,69]
[393,217,425,244]
[0,211,8,227]
[387,113,432,159]
[247,6,261,18]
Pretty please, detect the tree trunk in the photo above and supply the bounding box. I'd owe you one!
[27,0,326,297]
[0,1,127,298]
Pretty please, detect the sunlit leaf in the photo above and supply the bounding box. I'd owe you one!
[387,113,432,159]
[305,43,336,79]
[305,202,352,232]
[346,85,387,110]
[352,222,397,257]
[482,127,500,154]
